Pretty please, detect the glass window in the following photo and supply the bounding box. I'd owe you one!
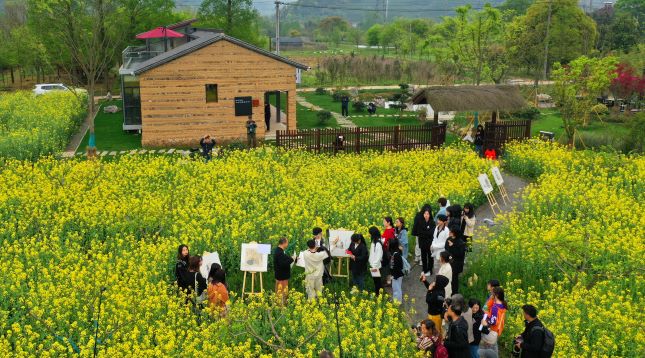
[205,84,218,103]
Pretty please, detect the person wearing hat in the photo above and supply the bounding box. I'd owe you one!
[303,239,329,300]
[421,274,450,336]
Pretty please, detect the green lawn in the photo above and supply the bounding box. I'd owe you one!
[530,109,629,144]
[296,103,338,129]
[351,115,420,127]
[77,100,142,152]
[300,92,416,118]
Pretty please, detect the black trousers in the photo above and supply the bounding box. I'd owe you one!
[265,117,270,131]
[419,238,432,273]
[452,261,464,294]
[372,275,382,296]
[341,105,349,116]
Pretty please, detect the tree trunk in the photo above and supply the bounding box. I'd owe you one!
[10,67,15,84]
[88,78,96,131]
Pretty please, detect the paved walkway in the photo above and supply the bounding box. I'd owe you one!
[295,95,356,128]
[400,173,530,324]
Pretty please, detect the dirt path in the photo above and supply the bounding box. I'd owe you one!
[401,173,529,324]
[295,95,356,128]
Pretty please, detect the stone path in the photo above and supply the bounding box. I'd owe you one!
[69,148,199,158]
[400,173,530,324]
[295,95,356,128]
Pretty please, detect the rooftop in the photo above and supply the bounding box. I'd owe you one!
[411,85,527,112]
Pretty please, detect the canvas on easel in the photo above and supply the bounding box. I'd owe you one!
[240,242,270,298]
[200,251,222,280]
[491,166,510,205]
[478,173,500,215]
[328,229,354,278]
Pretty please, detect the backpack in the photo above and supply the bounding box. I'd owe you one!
[532,325,555,358]
[433,341,448,358]
[401,256,411,276]
[379,240,390,268]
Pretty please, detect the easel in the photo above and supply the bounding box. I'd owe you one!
[242,271,264,299]
[497,183,510,205]
[486,191,501,216]
[331,256,350,279]
[490,166,510,206]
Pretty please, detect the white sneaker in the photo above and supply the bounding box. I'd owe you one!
[424,271,432,276]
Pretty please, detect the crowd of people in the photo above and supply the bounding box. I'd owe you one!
[173,197,552,358]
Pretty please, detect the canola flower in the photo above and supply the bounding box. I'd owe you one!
[0,91,86,161]
[0,147,489,356]
[466,140,644,358]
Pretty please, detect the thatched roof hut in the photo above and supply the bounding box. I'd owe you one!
[411,85,527,112]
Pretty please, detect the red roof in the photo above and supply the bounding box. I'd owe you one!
[136,27,184,39]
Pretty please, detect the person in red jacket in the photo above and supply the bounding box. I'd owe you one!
[381,216,396,286]
[484,147,497,160]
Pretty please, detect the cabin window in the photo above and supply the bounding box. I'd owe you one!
[205,84,218,103]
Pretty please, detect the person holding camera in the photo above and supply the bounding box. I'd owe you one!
[413,319,447,357]
[444,303,470,358]
[421,273,450,336]
[445,228,466,295]
[514,305,549,358]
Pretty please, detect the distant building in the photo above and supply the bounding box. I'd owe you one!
[270,37,314,51]
[119,19,308,147]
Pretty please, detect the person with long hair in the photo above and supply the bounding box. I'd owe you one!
[175,244,190,291]
[348,233,368,291]
[207,268,229,317]
[413,206,435,276]
[431,215,450,275]
[446,204,463,238]
[474,125,484,157]
[382,216,395,250]
[388,238,404,304]
[445,227,467,295]
[469,298,484,358]
[421,274,450,337]
[412,204,433,265]
[483,286,508,337]
[186,255,207,305]
[415,319,446,356]
[437,251,453,299]
[368,226,384,296]
[461,203,476,252]
[208,263,226,286]
[395,217,409,259]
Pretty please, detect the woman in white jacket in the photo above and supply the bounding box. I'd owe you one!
[368,226,384,296]
[430,214,449,275]
[437,251,453,299]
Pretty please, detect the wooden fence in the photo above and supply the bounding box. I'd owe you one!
[483,120,531,153]
[276,124,447,154]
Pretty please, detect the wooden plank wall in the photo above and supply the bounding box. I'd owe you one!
[139,40,298,147]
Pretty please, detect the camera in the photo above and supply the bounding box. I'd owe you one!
[511,336,523,357]
[411,323,422,337]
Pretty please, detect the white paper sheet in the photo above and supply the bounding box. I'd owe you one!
[240,243,270,272]
[491,166,504,186]
[478,173,494,195]
[328,229,354,257]
[200,251,222,279]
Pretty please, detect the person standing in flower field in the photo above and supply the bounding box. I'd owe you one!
[514,305,554,358]
[368,227,384,296]
[484,279,500,312]
[382,216,395,285]
[303,239,329,300]
[207,268,229,317]
[446,227,467,295]
[395,217,409,259]
[246,115,257,148]
[274,237,295,304]
[186,256,207,305]
[461,203,476,252]
[482,287,508,338]
[348,233,368,291]
[388,238,404,304]
[199,134,216,161]
[175,244,190,290]
[413,205,435,276]
[312,227,332,285]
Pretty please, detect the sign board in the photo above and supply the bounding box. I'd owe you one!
[328,229,354,257]
[491,166,504,186]
[478,173,494,195]
[240,243,271,272]
[200,251,222,279]
[234,96,253,116]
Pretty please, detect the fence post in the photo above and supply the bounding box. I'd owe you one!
[394,125,400,151]
[276,130,280,147]
[315,129,321,154]
[525,120,531,138]
[355,127,361,154]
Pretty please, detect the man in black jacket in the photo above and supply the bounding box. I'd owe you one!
[412,204,435,276]
[274,237,295,304]
[517,305,546,358]
[445,228,467,294]
[347,233,368,291]
[444,303,470,358]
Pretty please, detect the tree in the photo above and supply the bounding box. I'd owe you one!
[507,0,597,84]
[610,63,645,103]
[552,56,618,146]
[366,24,382,47]
[316,16,349,47]
[615,0,645,41]
[346,27,362,48]
[198,0,265,47]
[440,4,506,85]
[498,0,534,19]
[593,6,639,53]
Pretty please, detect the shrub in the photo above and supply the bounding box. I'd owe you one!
[331,90,349,102]
[314,87,327,95]
[0,91,87,160]
[500,106,540,120]
[352,101,366,112]
[316,110,333,125]
[591,103,609,117]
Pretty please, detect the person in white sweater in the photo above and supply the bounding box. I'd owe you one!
[437,251,453,299]
[368,227,384,296]
[303,239,330,300]
[430,214,449,275]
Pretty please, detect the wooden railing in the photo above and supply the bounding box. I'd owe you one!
[483,120,531,153]
[276,124,446,154]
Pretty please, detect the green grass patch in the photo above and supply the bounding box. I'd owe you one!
[300,92,414,117]
[77,100,142,152]
[296,103,338,129]
[351,115,420,127]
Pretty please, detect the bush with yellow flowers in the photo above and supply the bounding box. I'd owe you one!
[0,147,489,356]
[0,91,86,160]
[465,140,644,357]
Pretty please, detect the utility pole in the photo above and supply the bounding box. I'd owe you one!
[542,0,552,81]
[385,0,389,23]
[275,1,282,55]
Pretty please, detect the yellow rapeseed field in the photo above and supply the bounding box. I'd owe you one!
[0,147,489,356]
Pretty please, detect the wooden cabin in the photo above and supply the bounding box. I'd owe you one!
[119,20,309,147]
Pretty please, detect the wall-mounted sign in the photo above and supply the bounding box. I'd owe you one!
[235,96,253,116]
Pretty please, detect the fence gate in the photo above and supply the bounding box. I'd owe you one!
[483,120,531,154]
